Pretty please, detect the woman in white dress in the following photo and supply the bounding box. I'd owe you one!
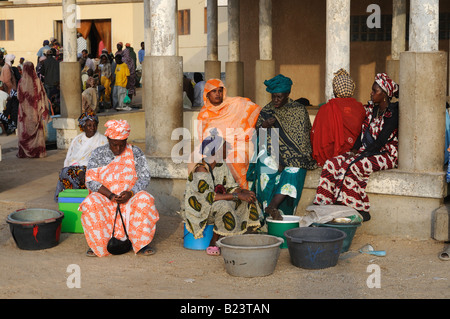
[54,111,107,201]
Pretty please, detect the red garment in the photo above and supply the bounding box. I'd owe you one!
[311,98,365,166]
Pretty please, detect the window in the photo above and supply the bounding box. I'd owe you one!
[351,13,450,42]
[178,9,190,35]
[0,20,14,41]
[351,15,391,42]
[439,12,450,40]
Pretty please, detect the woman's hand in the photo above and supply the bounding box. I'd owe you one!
[262,117,276,128]
[348,149,358,157]
[115,191,133,204]
[98,185,132,204]
[237,189,256,203]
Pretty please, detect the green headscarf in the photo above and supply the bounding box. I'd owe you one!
[264,74,293,94]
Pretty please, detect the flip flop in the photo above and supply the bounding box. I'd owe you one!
[138,245,156,256]
[206,246,221,256]
[86,248,97,257]
[438,245,450,261]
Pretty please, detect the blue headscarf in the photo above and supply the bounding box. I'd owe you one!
[264,74,293,94]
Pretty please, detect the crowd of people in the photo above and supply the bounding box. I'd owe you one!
[0,36,145,154]
[1,36,401,258]
[181,71,399,256]
[80,39,142,113]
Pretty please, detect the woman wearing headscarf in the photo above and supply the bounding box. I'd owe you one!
[182,132,261,256]
[311,69,366,166]
[16,61,50,158]
[79,119,159,257]
[99,53,112,105]
[247,74,316,221]
[0,54,17,94]
[121,47,136,99]
[0,54,19,134]
[313,73,399,222]
[196,79,261,189]
[54,111,108,201]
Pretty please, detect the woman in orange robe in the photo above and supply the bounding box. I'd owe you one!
[196,79,261,189]
[79,120,159,257]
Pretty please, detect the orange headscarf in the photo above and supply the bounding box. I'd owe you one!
[196,79,261,189]
[104,119,130,140]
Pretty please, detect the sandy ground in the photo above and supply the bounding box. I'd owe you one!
[0,132,449,303]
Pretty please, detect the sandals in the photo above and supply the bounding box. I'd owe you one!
[438,245,450,261]
[138,244,156,256]
[206,246,221,256]
[86,245,156,257]
[86,248,97,257]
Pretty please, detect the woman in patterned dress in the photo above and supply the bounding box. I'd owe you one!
[183,133,261,256]
[313,73,399,222]
[54,111,107,201]
[79,120,159,257]
[247,74,316,221]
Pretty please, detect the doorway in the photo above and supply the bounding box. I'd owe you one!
[55,19,112,57]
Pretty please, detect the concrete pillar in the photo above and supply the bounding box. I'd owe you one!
[55,0,81,149]
[143,0,186,215]
[409,0,439,52]
[205,0,221,80]
[145,0,183,158]
[225,0,243,97]
[399,52,447,172]
[255,0,275,107]
[386,0,406,84]
[399,0,447,173]
[145,56,183,157]
[325,0,350,102]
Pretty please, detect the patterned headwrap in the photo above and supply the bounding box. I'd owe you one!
[375,73,399,98]
[104,119,130,140]
[264,74,293,94]
[332,68,355,98]
[78,111,99,131]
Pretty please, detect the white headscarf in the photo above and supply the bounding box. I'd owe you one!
[4,54,15,66]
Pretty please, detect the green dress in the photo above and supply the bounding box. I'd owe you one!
[183,161,261,239]
[247,99,316,217]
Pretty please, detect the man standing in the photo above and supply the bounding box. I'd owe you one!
[113,54,131,111]
[36,40,51,65]
[77,33,87,55]
[42,49,60,106]
[138,42,145,66]
[193,72,206,107]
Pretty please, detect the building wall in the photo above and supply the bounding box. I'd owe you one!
[178,0,228,73]
[0,1,144,65]
[240,0,450,106]
[0,0,227,73]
